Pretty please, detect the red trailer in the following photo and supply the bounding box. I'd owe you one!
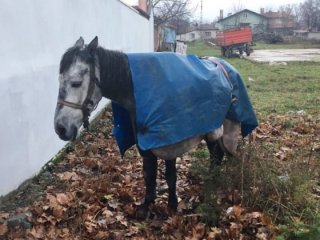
[216,26,253,58]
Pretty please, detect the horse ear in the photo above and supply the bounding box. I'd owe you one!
[75,37,84,48]
[88,36,98,52]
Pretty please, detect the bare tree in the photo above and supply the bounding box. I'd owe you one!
[231,1,245,14]
[293,4,304,27]
[152,0,193,26]
[278,4,299,28]
[279,4,294,15]
[296,0,320,30]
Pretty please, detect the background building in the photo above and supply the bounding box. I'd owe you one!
[217,9,267,34]
[176,24,218,42]
[217,8,295,35]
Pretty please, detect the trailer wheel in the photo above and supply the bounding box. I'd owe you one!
[245,44,251,56]
[221,47,226,56]
[225,48,232,58]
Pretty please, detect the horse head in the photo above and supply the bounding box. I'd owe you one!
[54,37,102,141]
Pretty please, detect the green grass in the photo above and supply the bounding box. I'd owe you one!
[226,60,320,119]
[187,40,221,57]
[187,40,320,119]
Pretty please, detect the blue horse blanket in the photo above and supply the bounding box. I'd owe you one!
[112,53,258,155]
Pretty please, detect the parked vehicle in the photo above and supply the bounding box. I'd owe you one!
[216,26,253,57]
[253,32,284,44]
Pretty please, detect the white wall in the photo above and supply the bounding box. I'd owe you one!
[0,0,153,196]
[177,30,217,42]
[308,32,320,40]
[177,31,201,42]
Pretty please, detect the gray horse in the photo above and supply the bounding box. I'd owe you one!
[54,37,257,218]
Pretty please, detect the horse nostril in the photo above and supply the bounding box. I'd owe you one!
[56,123,66,137]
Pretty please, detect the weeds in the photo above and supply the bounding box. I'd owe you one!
[190,147,209,159]
[189,112,320,238]
[277,216,320,240]
[190,142,319,236]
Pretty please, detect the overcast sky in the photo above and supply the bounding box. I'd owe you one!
[122,0,303,22]
[192,0,303,22]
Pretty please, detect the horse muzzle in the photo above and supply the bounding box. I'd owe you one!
[55,122,78,141]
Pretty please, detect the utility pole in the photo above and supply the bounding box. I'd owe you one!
[200,0,203,26]
[200,0,203,39]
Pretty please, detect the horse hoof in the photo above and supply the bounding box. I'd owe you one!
[136,204,150,220]
[168,197,178,212]
[213,158,223,166]
[167,205,177,216]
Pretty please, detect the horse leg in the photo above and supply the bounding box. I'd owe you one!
[205,137,224,166]
[165,159,178,211]
[136,150,158,219]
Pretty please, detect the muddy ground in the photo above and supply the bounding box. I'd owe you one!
[248,49,320,62]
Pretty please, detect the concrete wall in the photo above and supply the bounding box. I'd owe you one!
[0,0,153,196]
[177,30,217,42]
[308,32,320,40]
[177,30,200,42]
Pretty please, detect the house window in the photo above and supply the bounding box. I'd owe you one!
[190,33,195,39]
[243,13,248,18]
[205,31,211,37]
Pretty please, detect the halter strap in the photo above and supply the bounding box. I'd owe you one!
[57,99,82,109]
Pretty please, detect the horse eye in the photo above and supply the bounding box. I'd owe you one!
[71,82,82,88]
[80,69,89,76]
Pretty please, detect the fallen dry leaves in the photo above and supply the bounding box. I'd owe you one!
[0,110,318,239]
[253,112,320,164]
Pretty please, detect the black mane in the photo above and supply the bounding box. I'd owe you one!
[96,47,131,90]
[59,46,94,74]
[96,46,135,114]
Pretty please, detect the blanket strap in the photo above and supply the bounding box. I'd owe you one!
[201,57,229,79]
[202,57,237,103]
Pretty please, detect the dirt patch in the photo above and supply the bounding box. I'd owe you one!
[247,49,320,62]
[0,172,59,212]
